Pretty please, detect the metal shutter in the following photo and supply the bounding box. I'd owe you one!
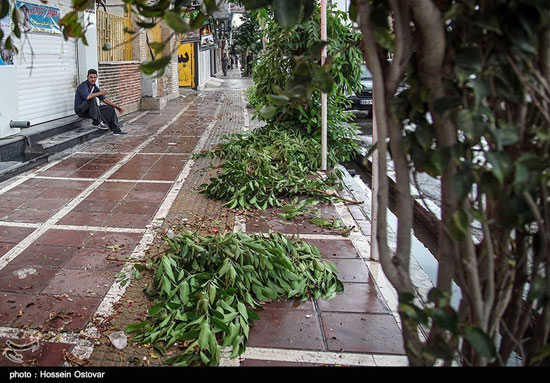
[16,5,78,125]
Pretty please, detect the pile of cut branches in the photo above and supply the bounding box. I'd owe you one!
[127,230,343,366]
[197,126,345,210]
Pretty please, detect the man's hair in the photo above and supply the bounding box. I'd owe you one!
[87,69,98,76]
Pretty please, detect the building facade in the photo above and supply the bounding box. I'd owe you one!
[0,0,181,139]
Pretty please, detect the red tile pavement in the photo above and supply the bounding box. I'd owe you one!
[317,282,390,314]
[11,294,102,332]
[0,337,73,366]
[9,245,78,268]
[306,239,361,259]
[321,312,405,354]
[101,213,152,228]
[0,227,35,243]
[57,211,110,226]
[248,309,325,351]
[41,268,117,298]
[0,264,61,294]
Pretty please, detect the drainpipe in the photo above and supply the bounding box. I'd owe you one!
[320,0,327,171]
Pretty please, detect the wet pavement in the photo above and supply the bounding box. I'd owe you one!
[0,69,407,367]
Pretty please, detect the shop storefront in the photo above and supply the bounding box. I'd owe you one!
[0,0,79,137]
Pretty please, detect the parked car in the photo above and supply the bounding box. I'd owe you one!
[347,63,373,113]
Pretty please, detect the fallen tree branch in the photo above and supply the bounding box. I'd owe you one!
[310,188,363,204]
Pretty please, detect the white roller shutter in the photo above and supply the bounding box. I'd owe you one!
[198,49,211,87]
[16,3,78,125]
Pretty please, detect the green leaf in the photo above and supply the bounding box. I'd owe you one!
[242,0,271,10]
[164,10,190,34]
[455,46,483,74]
[259,105,277,120]
[273,0,303,30]
[125,321,149,334]
[456,109,475,141]
[190,11,207,30]
[529,345,550,366]
[527,275,547,302]
[237,301,248,321]
[267,94,290,105]
[140,55,171,76]
[198,321,211,348]
[464,326,496,359]
[451,209,469,239]
[162,257,176,282]
[432,308,458,334]
[486,152,512,185]
[0,0,9,19]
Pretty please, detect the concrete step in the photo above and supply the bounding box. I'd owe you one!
[0,154,48,183]
[0,116,109,182]
[38,124,106,155]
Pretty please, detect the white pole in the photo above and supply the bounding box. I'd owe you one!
[320,0,328,171]
[370,98,379,261]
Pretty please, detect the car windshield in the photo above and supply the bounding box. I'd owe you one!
[361,64,372,80]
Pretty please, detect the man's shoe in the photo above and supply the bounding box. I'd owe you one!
[98,121,109,130]
[112,130,127,135]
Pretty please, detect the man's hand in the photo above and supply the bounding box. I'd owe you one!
[115,106,124,114]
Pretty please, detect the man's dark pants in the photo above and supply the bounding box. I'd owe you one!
[76,100,122,132]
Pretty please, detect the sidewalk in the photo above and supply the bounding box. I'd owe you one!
[0,69,407,367]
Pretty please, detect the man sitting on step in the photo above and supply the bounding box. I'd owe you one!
[74,68,127,135]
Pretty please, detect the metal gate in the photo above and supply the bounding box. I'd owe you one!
[15,3,78,125]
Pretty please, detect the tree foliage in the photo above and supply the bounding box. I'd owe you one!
[250,4,363,164]
[354,0,550,366]
[231,9,263,58]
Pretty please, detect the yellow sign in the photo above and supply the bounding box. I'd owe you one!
[178,43,195,88]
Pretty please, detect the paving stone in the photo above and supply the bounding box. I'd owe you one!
[9,245,78,268]
[321,312,406,355]
[317,282,390,314]
[41,268,115,297]
[124,190,167,203]
[0,242,15,257]
[0,337,73,366]
[35,229,93,247]
[4,208,56,223]
[108,170,146,180]
[20,197,70,210]
[12,294,102,331]
[86,189,131,201]
[0,195,29,208]
[57,211,110,226]
[0,292,37,326]
[111,201,160,215]
[260,297,315,311]
[305,239,360,259]
[325,258,371,283]
[72,200,119,213]
[0,265,60,294]
[246,216,298,234]
[39,188,86,199]
[83,231,142,250]
[96,182,136,191]
[102,212,152,229]
[62,248,125,272]
[248,309,325,351]
[240,359,324,367]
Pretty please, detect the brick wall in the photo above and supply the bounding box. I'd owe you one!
[98,62,142,115]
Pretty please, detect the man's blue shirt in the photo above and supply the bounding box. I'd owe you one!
[74,80,106,113]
